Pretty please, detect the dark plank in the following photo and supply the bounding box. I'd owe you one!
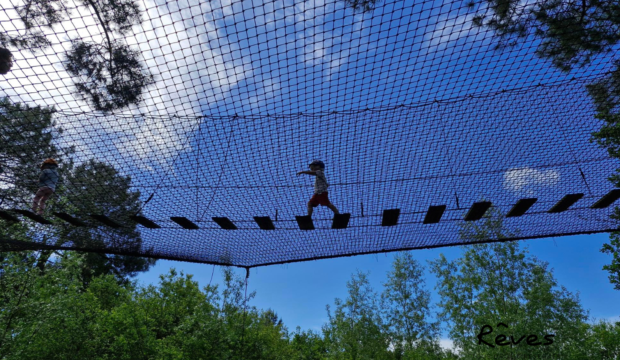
[0,210,20,223]
[12,209,53,224]
[332,213,351,229]
[382,209,400,226]
[89,214,122,228]
[170,217,199,229]
[295,215,315,230]
[254,216,275,230]
[464,202,492,221]
[423,205,446,224]
[591,189,620,209]
[506,198,537,217]
[53,212,87,226]
[212,217,238,230]
[130,215,161,229]
[548,194,584,213]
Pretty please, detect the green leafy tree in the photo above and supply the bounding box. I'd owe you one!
[290,327,328,360]
[0,98,154,283]
[0,252,41,359]
[343,0,381,13]
[146,267,292,360]
[381,252,441,358]
[587,65,620,291]
[470,0,620,71]
[47,159,156,283]
[600,229,620,291]
[430,215,591,359]
[1,0,154,112]
[0,98,69,205]
[323,271,391,360]
[1,259,295,360]
[0,251,143,360]
[584,320,620,359]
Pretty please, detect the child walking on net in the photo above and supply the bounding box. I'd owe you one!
[297,160,339,217]
[32,158,59,215]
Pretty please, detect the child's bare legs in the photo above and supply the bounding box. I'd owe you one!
[32,187,53,215]
[307,202,339,217]
[327,203,339,215]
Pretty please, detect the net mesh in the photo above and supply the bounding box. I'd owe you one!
[1,0,619,267]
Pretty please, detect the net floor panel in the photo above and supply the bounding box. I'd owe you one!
[1,0,620,267]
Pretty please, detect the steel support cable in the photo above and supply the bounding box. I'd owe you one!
[551,111,594,197]
[199,115,238,221]
[435,101,461,209]
[116,156,614,189]
[133,115,200,216]
[43,72,612,121]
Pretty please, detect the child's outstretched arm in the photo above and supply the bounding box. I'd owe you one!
[296,170,317,176]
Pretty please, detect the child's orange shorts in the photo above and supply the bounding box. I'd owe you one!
[309,192,331,207]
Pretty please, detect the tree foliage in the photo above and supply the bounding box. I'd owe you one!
[585,53,620,293]
[0,239,611,359]
[431,215,591,359]
[323,271,391,360]
[381,252,440,357]
[1,98,154,283]
[584,320,620,360]
[0,259,294,360]
[51,159,155,283]
[1,0,154,113]
[0,97,68,200]
[471,0,620,71]
[343,0,381,13]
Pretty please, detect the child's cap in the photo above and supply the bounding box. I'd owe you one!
[309,160,325,169]
[40,158,58,169]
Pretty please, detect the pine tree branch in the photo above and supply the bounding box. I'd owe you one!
[84,0,115,76]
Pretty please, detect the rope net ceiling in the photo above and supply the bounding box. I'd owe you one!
[1,0,619,267]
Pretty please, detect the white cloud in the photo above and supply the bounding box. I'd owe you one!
[591,315,620,324]
[425,13,480,50]
[0,0,367,174]
[439,338,457,352]
[0,0,271,171]
[425,0,540,51]
[503,167,561,195]
[289,0,367,80]
[606,315,620,323]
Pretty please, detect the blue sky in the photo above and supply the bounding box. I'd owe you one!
[2,0,620,347]
[135,232,620,348]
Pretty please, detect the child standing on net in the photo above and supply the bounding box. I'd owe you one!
[32,158,59,215]
[297,160,339,217]
[0,48,13,75]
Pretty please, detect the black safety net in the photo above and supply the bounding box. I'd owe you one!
[1,0,619,267]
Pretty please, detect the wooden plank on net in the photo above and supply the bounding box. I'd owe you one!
[591,189,620,209]
[254,216,275,230]
[548,194,584,213]
[382,209,400,226]
[212,217,238,230]
[89,214,122,228]
[464,202,492,221]
[506,198,537,217]
[53,212,87,226]
[12,209,53,224]
[130,215,161,229]
[332,213,351,229]
[170,217,199,229]
[295,215,315,230]
[423,205,446,224]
